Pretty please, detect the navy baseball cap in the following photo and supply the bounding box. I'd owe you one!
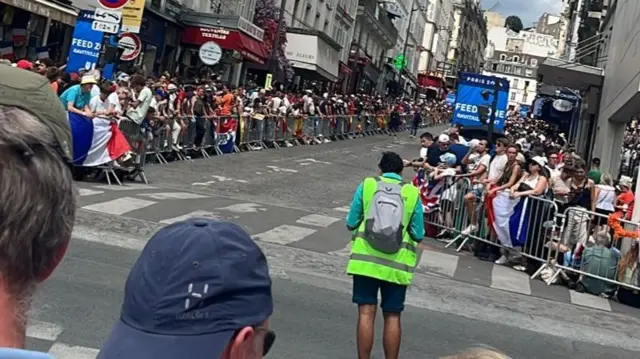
[98,219,273,359]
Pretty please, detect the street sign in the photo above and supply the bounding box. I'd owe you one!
[94,8,122,23]
[198,41,222,66]
[91,21,119,34]
[118,32,141,61]
[98,0,129,10]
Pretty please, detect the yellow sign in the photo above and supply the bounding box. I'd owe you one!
[264,73,273,90]
[121,0,145,33]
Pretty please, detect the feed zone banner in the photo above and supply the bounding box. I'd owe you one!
[451,73,509,133]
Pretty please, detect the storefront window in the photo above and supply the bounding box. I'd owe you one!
[142,44,158,76]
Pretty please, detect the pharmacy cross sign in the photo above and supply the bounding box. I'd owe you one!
[393,54,407,71]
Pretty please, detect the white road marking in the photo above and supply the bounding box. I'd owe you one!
[26,320,63,341]
[93,184,157,191]
[490,265,532,295]
[82,197,156,215]
[253,225,316,245]
[193,176,249,186]
[138,192,209,200]
[296,214,341,228]
[329,241,352,257]
[569,290,612,311]
[295,158,332,165]
[78,189,105,197]
[333,206,351,213]
[218,203,267,213]
[159,210,223,224]
[48,343,99,359]
[417,249,459,277]
[266,165,298,173]
[73,226,146,251]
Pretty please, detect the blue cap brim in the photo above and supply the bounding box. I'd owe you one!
[97,319,234,359]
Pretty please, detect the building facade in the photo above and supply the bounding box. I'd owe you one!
[384,0,427,96]
[418,0,454,74]
[535,12,566,42]
[447,0,487,75]
[483,27,558,108]
[349,0,398,94]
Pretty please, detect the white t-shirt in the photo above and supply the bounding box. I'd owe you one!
[107,92,122,114]
[419,147,428,159]
[488,153,508,182]
[89,96,110,115]
[127,87,153,124]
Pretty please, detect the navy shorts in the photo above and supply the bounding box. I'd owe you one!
[352,275,408,313]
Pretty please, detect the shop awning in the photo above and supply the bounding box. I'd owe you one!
[182,26,268,64]
[1,0,77,25]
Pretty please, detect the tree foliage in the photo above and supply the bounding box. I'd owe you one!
[505,15,524,33]
[253,0,294,81]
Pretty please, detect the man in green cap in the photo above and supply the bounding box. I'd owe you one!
[0,64,76,356]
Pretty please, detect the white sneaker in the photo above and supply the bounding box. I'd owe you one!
[461,224,477,236]
[495,255,509,265]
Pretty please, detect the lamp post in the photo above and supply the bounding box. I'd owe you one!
[270,0,289,76]
[400,2,428,90]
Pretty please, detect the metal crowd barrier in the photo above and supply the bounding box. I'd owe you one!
[114,113,433,167]
[423,174,640,302]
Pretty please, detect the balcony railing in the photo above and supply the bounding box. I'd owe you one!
[358,0,398,45]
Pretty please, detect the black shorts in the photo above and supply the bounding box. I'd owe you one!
[352,275,408,313]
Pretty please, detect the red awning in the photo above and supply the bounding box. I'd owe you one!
[182,26,268,64]
[340,62,352,74]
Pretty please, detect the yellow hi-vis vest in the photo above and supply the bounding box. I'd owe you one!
[346,176,420,286]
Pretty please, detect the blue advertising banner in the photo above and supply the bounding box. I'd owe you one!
[451,73,509,132]
[66,10,104,74]
[519,105,530,117]
[445,92,456,107]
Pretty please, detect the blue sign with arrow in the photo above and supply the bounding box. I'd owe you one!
[66,10,104,74]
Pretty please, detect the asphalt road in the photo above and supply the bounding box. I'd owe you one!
[24,127,640,357]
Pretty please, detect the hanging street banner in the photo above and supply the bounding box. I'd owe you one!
[66,10,104,74]
[451,72,510,133]
[120,0,145,33]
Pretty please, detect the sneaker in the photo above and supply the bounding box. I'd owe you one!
[495,255,509,265]
[461,224,477,236]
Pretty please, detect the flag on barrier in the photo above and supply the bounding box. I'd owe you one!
[69,113,130,166]
[217,118,237,153]
[492,191,529,248]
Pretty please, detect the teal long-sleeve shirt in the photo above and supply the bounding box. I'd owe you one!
[345,173,425,242]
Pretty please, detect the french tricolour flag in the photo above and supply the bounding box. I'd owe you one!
[69,113,131,167]
[12,28,27,43]
[491,191,529,248]
[0,41,13,59]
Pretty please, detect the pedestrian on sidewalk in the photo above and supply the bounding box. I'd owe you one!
[344,151,424,359]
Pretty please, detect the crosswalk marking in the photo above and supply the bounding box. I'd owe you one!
[217,203,267,213]
[48,343,99,359]
[93,184,158,191]
[296,214,342,228]
[82,197,157,216]
[569,290,612,311]
[333,206,350,213]
[26,320,63,341]
[78,189,105,197]
[417,249,459,278]
[253,225,317,245]
[490,265,532,295]
[329,241,352,257]
[138,192,209,200]
[159,210,222,224]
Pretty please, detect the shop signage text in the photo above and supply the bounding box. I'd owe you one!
[200,28,230,41]
[165,0,181,18]
[286,51,315,62]
[237,16,264,42]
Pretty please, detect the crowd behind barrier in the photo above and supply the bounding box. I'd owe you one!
[114,113,431,171]
[425,176,640,304]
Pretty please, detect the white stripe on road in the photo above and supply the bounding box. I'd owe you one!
[26,320,63,341]
[490,265,532,295]
[78,189,105,197]
[296,214,342,228]
[82,197,157,216]
[333,206,351,213]
[253,225,317,245]
[159,210,222,225]
[48,343,99,359]
[569,290,612,311]
[417,249,459,278]
[329,241,352,257]
[93,184,158,191]
[138,192,210,200]
[73,226,146,251]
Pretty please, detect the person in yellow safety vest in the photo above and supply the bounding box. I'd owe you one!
[345,151,425,359]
